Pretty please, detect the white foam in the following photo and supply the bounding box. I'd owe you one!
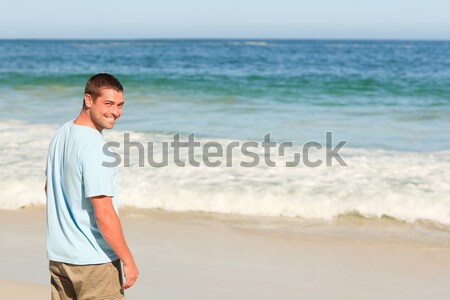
[243,41,270,47]
[1,120,450,227]
[0,120,57,208]
[227,41,273,47]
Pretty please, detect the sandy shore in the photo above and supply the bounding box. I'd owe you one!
[1,207,450,300]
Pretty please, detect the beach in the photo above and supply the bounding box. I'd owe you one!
[1,207,449,300]
[1,39,450,299]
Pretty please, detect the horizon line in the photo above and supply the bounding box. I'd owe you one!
[1,37,450,42]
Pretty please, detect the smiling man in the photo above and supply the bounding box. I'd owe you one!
[45,73,138,300]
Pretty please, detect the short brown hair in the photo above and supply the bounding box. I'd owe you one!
[83,73,124,107]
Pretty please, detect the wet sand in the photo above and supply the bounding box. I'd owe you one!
[1,207,449,300]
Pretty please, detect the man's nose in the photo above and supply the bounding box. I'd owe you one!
[111,106,119,117]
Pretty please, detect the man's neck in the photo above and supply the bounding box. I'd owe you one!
[73,109,102,132]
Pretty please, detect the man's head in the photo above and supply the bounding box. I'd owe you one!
[83,73,124,131]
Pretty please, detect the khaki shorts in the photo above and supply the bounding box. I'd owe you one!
[49,259,125,300]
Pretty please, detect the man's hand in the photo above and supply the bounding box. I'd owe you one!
[122,259,139,289]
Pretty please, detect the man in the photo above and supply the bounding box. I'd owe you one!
[45,73,138,300]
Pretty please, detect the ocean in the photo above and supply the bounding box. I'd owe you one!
[0,39,449,228]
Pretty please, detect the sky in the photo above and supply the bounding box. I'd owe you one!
[1,0,449,40]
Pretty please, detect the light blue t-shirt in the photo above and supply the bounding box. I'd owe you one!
[45,120,119,264]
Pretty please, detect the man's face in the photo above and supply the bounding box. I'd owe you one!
[85,88,124,131]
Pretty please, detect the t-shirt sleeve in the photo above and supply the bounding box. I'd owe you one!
[82,140,115,198]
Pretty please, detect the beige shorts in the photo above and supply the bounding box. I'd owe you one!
[49,259,125,300]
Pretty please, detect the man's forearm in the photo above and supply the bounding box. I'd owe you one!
[96,207,134,263]
[91,196,139,289]
[91,196,134,264]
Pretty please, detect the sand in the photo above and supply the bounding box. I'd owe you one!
[1,207,449,300]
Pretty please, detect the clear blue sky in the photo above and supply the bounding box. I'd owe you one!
[1,0,449,39]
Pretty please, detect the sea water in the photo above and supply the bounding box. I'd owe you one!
[0,40,449,227]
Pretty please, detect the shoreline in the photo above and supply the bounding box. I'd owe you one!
[9,204,450,243]
[1,207,450,300]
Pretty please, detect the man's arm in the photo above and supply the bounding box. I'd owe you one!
[91,195,139,289]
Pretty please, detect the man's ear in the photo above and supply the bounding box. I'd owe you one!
[84,94,93,108]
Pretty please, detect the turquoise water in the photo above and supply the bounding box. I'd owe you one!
[1,40,450,225]
[1,39,449,151]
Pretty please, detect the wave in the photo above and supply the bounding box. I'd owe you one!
[2,72,450,106]
[1,120,449,227]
